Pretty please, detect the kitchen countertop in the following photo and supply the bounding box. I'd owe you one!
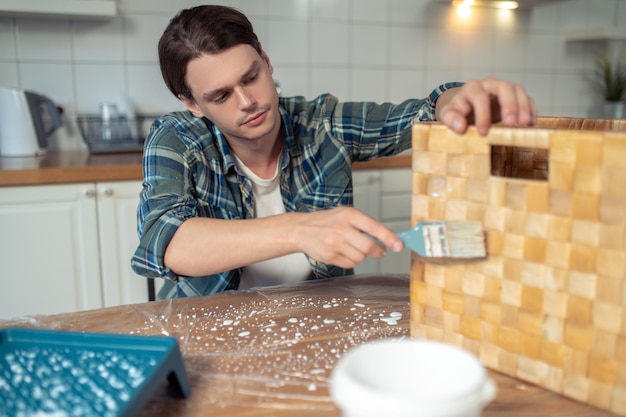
[0,274,618,417]
[0,151,411,187]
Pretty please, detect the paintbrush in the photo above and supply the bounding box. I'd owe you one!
[397,220,486,259]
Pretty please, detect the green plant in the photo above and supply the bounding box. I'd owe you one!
[594,54,626,102]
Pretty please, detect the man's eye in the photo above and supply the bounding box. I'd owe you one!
[214,93,229,103]
[243,73,258,85]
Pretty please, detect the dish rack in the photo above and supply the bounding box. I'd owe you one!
[76,114,160,154]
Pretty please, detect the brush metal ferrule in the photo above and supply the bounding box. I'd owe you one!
[420,222,450,257]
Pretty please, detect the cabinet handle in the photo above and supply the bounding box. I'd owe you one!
[84,189,96,198]
[103,188,114,197]
[368,175,381,185]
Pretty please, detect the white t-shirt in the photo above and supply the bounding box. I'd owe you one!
[233,155,312,289]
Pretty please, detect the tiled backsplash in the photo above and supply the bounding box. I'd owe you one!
[0,0,623,150]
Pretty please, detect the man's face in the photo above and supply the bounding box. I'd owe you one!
[181,44,280,145]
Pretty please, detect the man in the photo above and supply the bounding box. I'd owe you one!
[131,5,537,299]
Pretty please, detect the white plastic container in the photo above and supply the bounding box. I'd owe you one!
[330,339,496,417]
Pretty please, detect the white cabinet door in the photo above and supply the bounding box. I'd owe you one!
[353,170,381,220]
[380,169,412,275]
[96,180,151,306]
[381,220,412,274]
[352,170,381,275]
[380,168,412,221]
[353,168,413,275]
[0,183,103,319]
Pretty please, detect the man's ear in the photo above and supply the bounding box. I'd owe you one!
[179,94,204,118]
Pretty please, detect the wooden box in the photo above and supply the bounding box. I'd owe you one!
[409,117,626,415]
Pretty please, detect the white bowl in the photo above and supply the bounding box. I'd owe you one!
[330,339,496,417]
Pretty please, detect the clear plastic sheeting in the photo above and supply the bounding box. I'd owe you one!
[1,274,618,417]
[1,275,410,417]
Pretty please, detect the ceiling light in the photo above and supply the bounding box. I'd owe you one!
[452,0,519,9]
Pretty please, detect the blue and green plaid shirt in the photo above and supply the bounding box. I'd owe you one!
[131,85,460,299]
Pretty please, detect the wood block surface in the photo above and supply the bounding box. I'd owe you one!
[410,117,626,416]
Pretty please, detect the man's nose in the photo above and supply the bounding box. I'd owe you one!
[235,87,256,109]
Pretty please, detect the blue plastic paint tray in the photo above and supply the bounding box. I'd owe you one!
[0,327,190,417]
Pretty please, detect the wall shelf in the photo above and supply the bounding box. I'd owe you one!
[0,0,116,18]
[517,0,569,8]
[439,0,569,9]
[565,27,626,42]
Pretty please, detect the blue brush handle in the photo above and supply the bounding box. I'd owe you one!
[396,223,426,257]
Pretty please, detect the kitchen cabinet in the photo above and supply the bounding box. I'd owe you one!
[0,180,148,320]
[95,181,152,308]
[353,168,412,275]
[0,0,116,17]
[352,169,380,275]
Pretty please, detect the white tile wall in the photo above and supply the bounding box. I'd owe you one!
[390,26,426,69]
[72,18,125,62]
[311,1,349,21]
[351,24,389,68]
[312,22,350,66]
[267,20,308,66]
[0,18,17,60]
[0,0,623,151]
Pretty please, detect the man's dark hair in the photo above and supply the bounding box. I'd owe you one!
[158,5,262,100]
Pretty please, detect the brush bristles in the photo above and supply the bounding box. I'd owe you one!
[444,221,486,258]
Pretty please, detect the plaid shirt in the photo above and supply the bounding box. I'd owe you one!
[131,84,460,299]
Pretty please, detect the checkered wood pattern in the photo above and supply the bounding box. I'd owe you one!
[409,117,626,415]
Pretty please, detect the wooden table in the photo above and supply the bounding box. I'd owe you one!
[1,275,618,416]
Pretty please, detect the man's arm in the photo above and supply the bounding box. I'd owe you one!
[163,207,402,277]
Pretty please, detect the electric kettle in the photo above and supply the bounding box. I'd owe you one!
[0,86,63,156]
